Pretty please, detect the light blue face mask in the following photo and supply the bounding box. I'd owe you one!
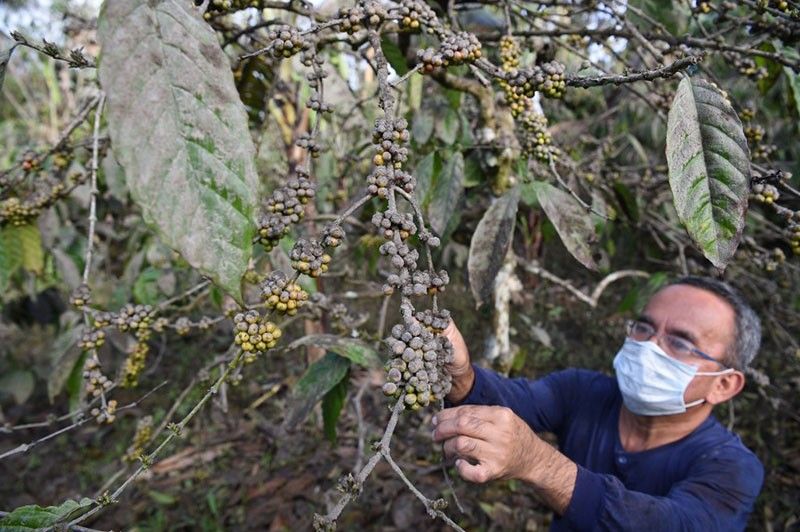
[613,338,734,416]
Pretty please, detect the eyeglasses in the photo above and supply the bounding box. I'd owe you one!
[625,319,729,369]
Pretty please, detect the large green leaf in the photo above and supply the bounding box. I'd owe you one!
[1,32,17,93]
[97,0,260,303]
[532,181,598,270]
[413,151,440,208]
[0,498,94,530]
[428,151,464,236]
[47,318,82,402]
[786,67,800,118]
[467,187,520,307]
[17,224,43,274]
[381,36,408,76]
[0,224,24,290]
[284,352,350,429]
[284,334,380,367]
[321,372,349,444]
[666,77,750,270]
[435,108,460,145]
[0,370,35,404]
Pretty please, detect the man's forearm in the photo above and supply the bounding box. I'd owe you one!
[520,437,578,515]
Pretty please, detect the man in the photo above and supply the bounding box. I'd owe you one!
[434,276,764,530]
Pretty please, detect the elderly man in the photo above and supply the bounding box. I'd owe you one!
[435,276,763,530]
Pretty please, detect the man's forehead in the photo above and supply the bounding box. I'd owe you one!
[644,284,735,338]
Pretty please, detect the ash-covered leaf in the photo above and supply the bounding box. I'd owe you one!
[532,181,598,270]
[666,77,750,270]
[98,0,260,303]
[467,186,520,307]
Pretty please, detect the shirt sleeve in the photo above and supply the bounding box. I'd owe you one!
[452,365,598,435]
[561,447,764,531]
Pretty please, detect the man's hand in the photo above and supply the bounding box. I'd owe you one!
[432,405,540,483]
[432,405,577,514]
[441,320,475,403]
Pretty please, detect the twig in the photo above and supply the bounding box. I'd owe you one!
[66,351,243,528]
[382,450,466,532]
[0,381,166,461]
[353,379,369,472]
[82,93,105,287]
[566,55,703,88]
[521,262,649,308]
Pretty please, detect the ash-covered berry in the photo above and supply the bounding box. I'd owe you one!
[382,317,454,410]
[418,230,441,248]
[321,223,346,248]
[372,210,416,240]
[307,93,333,113]
[290,239,331,277]
[296,133,322,158]
[90,399,118,425]
[174,316,192,336]
[261,271,309,316]
[417,32,482,73]
[415,308,451,333]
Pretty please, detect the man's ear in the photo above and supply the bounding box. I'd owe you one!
[706,371,746,405]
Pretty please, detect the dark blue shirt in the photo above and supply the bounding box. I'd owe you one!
[461,366,764,531]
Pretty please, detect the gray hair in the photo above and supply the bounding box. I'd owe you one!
[667,276,761,370]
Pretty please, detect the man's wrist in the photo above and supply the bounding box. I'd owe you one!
[445,364,476,404]
[519,435,577,515]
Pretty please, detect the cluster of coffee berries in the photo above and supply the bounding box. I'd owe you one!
[396,0,438,32]
[232,310,281,362]
[418,229,441,248]
[296,133,321,158]
[497,36,530,117]
[415,308,451,333]
[90,399,118,424]
[507,62,567,99]
[519,111,559,162]
[0,160,88,226]
[745,124,765,144]
[753,247,787,272]
[266,24,309,59]
[752,183,780,204]
[79,330,106,350]
[70,284,91,309]
[380,240,419,272]
[417,32,482,73]
[261,271,309,316]
[83,357,113,397]
[203,0,263,16]
[113,304,155,334]
[382,317,454,409]
[337,1,387,33]
[124,416,153,463]
[788,215,800,255]
[307,93,333,113]
[291,239,331,277]
[732,56,768,81]
[121,341,150,388]
[258,170,315,251]
[372,210,416,240]
[372,118,410,169]
[174,317,192,336]
[321,223,346,248]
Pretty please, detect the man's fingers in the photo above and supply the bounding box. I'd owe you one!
[455,458,493,484]
[442,435,489,463]
[433,412,488,442]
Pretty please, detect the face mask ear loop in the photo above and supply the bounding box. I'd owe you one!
[684,398,705,408]
[695,368,736,377]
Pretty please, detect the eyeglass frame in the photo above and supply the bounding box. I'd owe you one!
[624,319,731,370]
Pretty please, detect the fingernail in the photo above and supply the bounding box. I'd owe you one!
[432,416,438,426]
